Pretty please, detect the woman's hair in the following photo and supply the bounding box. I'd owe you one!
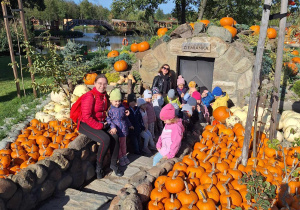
[168,117,178,124]
[95,74,108,83]
[158,64,171,76]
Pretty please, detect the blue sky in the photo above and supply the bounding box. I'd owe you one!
[73,0,175,14]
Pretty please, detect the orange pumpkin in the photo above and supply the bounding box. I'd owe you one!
[199,20,210,27]
[114,60,128,72]
[223,25,237,38]
[267,28,277,39]
[189,23,195,30]
[138,41,150,52]
[285,62,299,76]
[83,73,97,85]
[250,25,260,35]
[291,50,299,56]
[292,57,300,64]
[130,43,139,52]
[157,28,168,36]
[220,16,234,26]
[213,106,231,123]
[107,50,119,58]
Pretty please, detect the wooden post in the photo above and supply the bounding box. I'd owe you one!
[269,0,288,140]
[241,0,272,166]
[17,0,37,98]
[127,79,132,94]
[2,2,21,98]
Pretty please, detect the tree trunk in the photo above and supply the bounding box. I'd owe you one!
[269,0,288,140]
[175,1,181,24]
[241,0,272,166]
[198,0,208,20]
[181,0,186,24]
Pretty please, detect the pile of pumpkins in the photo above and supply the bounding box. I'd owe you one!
[107,50,129,72]
[0,118,78,178]
[36,85,90,122]
[228,106,300,143]
[284,49,300,76]
[148,106,300,210]
[130,41,150,53]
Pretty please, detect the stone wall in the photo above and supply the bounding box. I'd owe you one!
[0,135,102,210]
[139,29,255,106]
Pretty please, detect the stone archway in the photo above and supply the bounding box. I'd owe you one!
[139,36,255,107]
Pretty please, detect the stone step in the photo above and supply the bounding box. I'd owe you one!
[38,188,111,210]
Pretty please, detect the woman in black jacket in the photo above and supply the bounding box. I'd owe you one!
[151,64,173,96]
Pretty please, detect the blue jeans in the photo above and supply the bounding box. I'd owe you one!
[153,152,163,166]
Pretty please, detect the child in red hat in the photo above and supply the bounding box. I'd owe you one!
[153,104,185,166]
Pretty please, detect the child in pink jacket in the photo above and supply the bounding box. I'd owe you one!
[153,104,185,166]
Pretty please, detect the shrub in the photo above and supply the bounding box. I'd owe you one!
[292,80,300,97]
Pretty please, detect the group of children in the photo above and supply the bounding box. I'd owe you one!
[106,75,230,167]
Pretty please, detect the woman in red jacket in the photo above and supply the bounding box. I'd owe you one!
[78,74,123,178]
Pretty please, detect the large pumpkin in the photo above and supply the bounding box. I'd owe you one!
[107,50,119,58]
[223,25,237,38]
[220,16,234,26]
[213,106,232,123]
[157,28,168,36]
[83,73,97,85]
[199,19,210,27]
[138,41,150,52]
[131,43,139,52]
[291,50,299,56]
[267,28,277,39]
[285,62,298,76]
[250,25,260,35]
[114,60,128,72]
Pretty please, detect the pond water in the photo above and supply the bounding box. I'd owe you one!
[50,29,139,52]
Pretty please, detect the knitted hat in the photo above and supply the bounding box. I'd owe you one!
[187,97,197,107]
[177,75,185,85]
[192,91,201,101]
[188,81,196,88]
[109,88,122,101]
[137,98,146,107]
[171,103,179,110]
[143,89,152,99]
[181,104,193,115]
[168,89,175,99]
[152,87,160,95]
[160,104,175,121]
[212,86,223,96]
[127,93,136,104]
[199,86,208,94]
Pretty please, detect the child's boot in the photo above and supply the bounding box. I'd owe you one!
[124,155,130,165]
[119,157,126,167]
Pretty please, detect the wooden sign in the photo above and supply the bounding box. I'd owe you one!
[182,42,211,53]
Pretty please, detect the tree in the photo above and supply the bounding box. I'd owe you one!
[172,0,197,23]
[198,0,208,20]
[155,8,165,20]
[79,0,93,19]
[0,0,45,18]
[65,1,80,19]
[41,0,67,22]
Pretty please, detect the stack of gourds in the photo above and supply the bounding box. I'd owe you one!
[148,108,300,209]
[0,119,78,178]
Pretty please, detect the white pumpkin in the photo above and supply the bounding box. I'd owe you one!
[71,94,79,103]
[73,84,90,97]
[284,125,300,142]
[234,109,247,122]
[35,112,55,123]
[282,118,300,131]
[54,104,65,113]
[60,99,71,107]
[110,82,117,86]
[281,110,295,121]
[230,106,241,113]
[226,115,241,128]
[242,105,249,112]
[50,88,69,103]
[55,112,69,121]
[276,131,284,142]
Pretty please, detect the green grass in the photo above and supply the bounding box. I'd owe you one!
[0,56,46,139]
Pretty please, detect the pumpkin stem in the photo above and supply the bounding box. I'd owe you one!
[234,158,240,170]
[198,189,207,202]
[199,135,202,141]
[172,170,179,180]
[210,126,216,133]
[191,172,195,179]
[200,147,208,152]
[227,142,233,149]
[153,198,159,206]
[225,150,229,159]
[222,183,230,195]
[192,158,198,168]
[42,143,46,150]
[27,157,32,164]
[188,200,195,209]
[56,130,59,136]
[43,150,46,157]
[208,177,214,192]
[171,194,174,203]
[184,181,190,194]
[203,154,212,163]
[223,170,227,176]
[226,197,231,209]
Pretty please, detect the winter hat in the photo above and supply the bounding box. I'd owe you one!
[192,91,201,101]
[212,86,223,96]
[152,87,160,95]
[188,81,196,88]
[160,104,175,121]
[143,89,152,99]
[137,98,146,107]
[168,89,175,99]
[109,88,122,101]
[181,104,193,115]
[187,97,197,107]
[200,86,208,94]
[127,93,137,104]
[177,75,185,85]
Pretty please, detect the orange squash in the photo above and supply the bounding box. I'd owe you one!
[137,41,150,52]
[107,50,119,58]
[220,16,234,26]
[157,28,168,36]
[83,73,97,85]
[213,106,231,123]
[130,43,139,52]
[267,28,277,39]
[250,25,260,35]
[114,60,128,72]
